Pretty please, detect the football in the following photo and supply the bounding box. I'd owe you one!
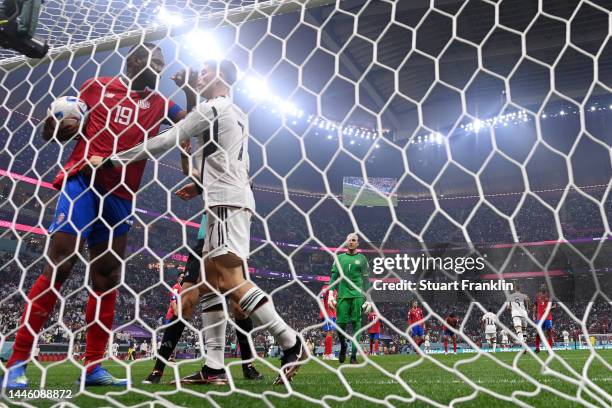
[48,96,88,121]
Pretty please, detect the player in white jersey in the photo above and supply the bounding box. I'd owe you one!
[423,333,431,353]
[111,342,119,358]
[508,284,530,344]
[481,310,497,352]
[500,330,509,349]
[93,59,305,386]
[562,330,570,349]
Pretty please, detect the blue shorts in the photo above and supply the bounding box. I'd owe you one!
[539,319,553,330]
[444,330,454,337]
[322,317,336,332]
[369,333,380,340]
[411,325,424,337]
[48,174,133,246]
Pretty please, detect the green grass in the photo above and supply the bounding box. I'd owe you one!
[3,350,611,407]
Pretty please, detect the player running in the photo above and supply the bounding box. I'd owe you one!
[1,43,192,389]
[408,300,425,351]
[367,311,381,356]
[327,233,372,364]
[534,284,555,353]
[482,310,497,352]
[94,59,305,385]
[443,312,459,354]
[508,284,530,345]
[320,284,337,360]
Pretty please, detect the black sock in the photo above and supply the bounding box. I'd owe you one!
[154,319,185,372]
[339,334,346,352]
[235,317,254,365]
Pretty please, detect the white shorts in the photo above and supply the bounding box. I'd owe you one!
[204,206,251,260]
[424,341,430,347]
[501,338,508,344]
[485,330,496,340]
[512,316,527,328]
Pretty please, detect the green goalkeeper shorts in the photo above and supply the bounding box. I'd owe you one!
[336,297,363,325]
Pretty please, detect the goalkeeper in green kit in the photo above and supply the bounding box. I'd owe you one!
[327,233,372,364]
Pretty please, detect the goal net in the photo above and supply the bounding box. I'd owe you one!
[1,0,611,406]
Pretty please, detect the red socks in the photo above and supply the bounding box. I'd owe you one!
[453,339,457,353]
[84,290,117,372]
[444,339,448,353]
[374,340,379,354]
[547,332,553,347]
[535,335,541,351]
[8,275,61,367]
[325,333,333,355]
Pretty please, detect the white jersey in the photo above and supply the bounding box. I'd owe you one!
[482,312,497,333]
[112,343,119,354]
[562,330,569,341]
[109,96,255,212]
[508,292,529,317]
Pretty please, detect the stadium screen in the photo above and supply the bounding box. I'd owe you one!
[342,177,398,207]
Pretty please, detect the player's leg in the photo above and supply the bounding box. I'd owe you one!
[209,207,303,384]
[513,316,525,343]
[80,190,138,386]
[369,334,374,354]
[374,334,380,354]
[146,240,204,383]
[443,334,448,354]
[214,252,303,384]
[3,177,96,388]
[349,297,363,363]
[335,299,349,363]
[453,334,457,353]
[230,300,263,380]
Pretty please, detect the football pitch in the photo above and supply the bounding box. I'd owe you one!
[3,350,611,407]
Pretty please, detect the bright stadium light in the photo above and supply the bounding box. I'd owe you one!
[184,30,224,60]
[157,7,183,27]
[473,119,482,133]
[244,76,269,99]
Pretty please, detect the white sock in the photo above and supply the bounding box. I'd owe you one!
[202,310,227,370]
[248,299,296,350]
[516,330,524,342]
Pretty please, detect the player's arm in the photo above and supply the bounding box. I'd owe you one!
[170,68,198,174]
[101,101,215,167]
[328,260,339,291]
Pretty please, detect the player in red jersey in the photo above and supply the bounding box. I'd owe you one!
[2,43,194,389]
[367,311,381,355]
[319,285,337,359]
[534,284,555,353]
[408,300,425,349]
[165,273,184,324]
[444,312,459,354]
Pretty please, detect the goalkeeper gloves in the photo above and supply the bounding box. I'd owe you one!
[362,301,372,314]
[327,291,337,310]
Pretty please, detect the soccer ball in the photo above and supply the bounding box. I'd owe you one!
[48,96,88,121]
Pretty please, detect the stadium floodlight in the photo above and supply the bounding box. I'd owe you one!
[473,119,482,133]
[184,30,224,60]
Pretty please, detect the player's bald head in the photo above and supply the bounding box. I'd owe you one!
[346,233,358,242]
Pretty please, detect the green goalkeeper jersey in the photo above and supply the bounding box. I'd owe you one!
[329,252,370,299]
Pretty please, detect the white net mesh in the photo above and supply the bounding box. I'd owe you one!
[1,0,611,406]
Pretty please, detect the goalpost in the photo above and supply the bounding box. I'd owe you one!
[0,0,611,406]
